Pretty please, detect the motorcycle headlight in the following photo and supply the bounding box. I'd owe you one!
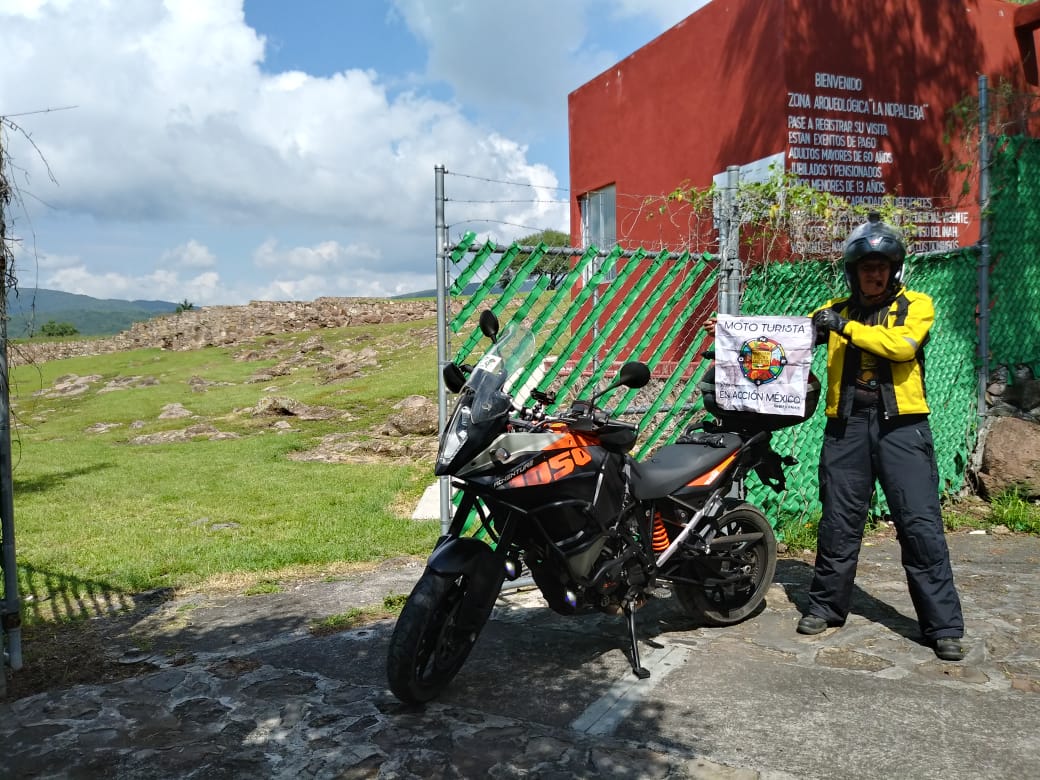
[436,403,472,472]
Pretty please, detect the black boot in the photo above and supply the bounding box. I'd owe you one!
[933,637,965,661]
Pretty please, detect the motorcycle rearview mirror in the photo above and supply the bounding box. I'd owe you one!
[443,362,467,393]
[618,361,651,389]
[589,361,651,403]
[478,310,500,343]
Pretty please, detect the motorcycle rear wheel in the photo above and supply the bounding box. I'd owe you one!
[386,570,488,704]
[674,504,777,626]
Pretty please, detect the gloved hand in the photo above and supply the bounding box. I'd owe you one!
[813,308,848,335]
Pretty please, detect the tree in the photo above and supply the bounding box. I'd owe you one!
[501,229,572,290]
[38,320,78,337]
[175,299,195,313]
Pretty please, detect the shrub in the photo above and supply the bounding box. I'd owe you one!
[990,488,1040,534]
[38,320,79,337]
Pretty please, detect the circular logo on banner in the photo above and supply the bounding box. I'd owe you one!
[738,337,788,385]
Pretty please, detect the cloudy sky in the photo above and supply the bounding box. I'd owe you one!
[0,0,710,305]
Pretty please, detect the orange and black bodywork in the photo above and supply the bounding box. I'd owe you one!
[458,425,630,553]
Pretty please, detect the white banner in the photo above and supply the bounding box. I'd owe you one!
[715,315,815,416]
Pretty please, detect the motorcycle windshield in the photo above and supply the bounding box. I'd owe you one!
[435,322,536,476]
[465,323,536,424]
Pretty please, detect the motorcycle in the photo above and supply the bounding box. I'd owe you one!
[386,310,819,704]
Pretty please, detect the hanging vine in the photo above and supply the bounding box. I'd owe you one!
[941,76,1040,202]
[643,166,919,268]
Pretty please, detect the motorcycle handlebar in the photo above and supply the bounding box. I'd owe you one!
[510,398,616,433]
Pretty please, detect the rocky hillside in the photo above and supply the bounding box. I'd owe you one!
[8,294,1037,503]
[9,297,438,366]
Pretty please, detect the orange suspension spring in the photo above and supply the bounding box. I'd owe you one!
[651,513,669,553]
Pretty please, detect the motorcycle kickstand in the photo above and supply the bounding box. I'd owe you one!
[624,604,651,680]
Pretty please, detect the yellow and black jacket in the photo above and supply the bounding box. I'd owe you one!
[811,286,932,419]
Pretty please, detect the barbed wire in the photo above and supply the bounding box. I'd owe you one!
[447,198,569,205]
[447,218,562,236]
[444,169,570,193]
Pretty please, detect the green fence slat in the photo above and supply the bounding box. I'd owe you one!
[530,246,633,402]
[548,249,662,403]
[451,242,521,336]
[452,246,550,362]
[504,276,553,339]
[449,231,478,263]
[612,255,714,419]
[610,256,704,414]
[572,252,697,409]
[448,234,490,296]
[500,249,603,399]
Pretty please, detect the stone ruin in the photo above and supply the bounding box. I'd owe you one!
[8,297,438,366]
[13,297,443,466]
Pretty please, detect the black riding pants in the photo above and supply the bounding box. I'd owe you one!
[807,408,964,640]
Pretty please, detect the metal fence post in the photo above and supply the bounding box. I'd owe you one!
[976,75,991,421]
[434,165,452,533]
[718,165,741,315]
[0,132,22,682]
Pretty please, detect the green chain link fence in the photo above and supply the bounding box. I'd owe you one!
[989,135,1040,370]
[445,135,1040,528]
[740,247,980,519]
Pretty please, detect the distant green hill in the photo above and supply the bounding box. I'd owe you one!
[4,288,179,338]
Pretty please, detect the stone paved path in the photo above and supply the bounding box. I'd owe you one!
[2,534,1039,779]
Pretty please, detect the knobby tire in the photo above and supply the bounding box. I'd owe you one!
[386,570,488,704]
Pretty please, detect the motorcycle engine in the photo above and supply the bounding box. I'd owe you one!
[525,532,641,616]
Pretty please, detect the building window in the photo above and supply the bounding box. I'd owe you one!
[579,185,617,282]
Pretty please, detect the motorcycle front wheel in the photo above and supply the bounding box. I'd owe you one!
[674,504,777,626]
[386,570,489,704]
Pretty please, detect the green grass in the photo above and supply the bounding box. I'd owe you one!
[779,489,1040,552]
[942,511,990,533]
[776,514,820,552]
[8,320,443,625]
[308,593,408,636]
[990,488,1040,534]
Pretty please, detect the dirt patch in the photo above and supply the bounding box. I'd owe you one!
[4,607,166,701]
[3,560,420,702]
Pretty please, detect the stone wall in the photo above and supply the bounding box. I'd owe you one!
[9,298,438,366]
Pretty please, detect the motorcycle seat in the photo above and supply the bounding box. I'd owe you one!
[630,435,743,500]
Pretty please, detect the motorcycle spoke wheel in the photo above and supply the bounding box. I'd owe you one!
[674,504,777,626]
[386,571,485,704]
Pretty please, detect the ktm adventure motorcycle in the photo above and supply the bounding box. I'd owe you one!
[387,310,819,704]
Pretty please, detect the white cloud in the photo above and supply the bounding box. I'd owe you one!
[3,0,560,230]
[253,268,432,302]
[40,264,230,304]
[162,240,217,269]
[252,239,381,273]
[390,0,710,119]
[391,0,600,116]
[0,0,702,304]
[0,0,51,20]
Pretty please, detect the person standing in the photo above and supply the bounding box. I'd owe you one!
[799,211,965,661]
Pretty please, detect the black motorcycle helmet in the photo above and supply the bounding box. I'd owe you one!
[842,211,906,295]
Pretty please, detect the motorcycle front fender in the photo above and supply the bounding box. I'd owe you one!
[425,536,506,630]
[427,536,496,576]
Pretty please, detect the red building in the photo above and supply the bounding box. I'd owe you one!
[569,0,1040,256]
